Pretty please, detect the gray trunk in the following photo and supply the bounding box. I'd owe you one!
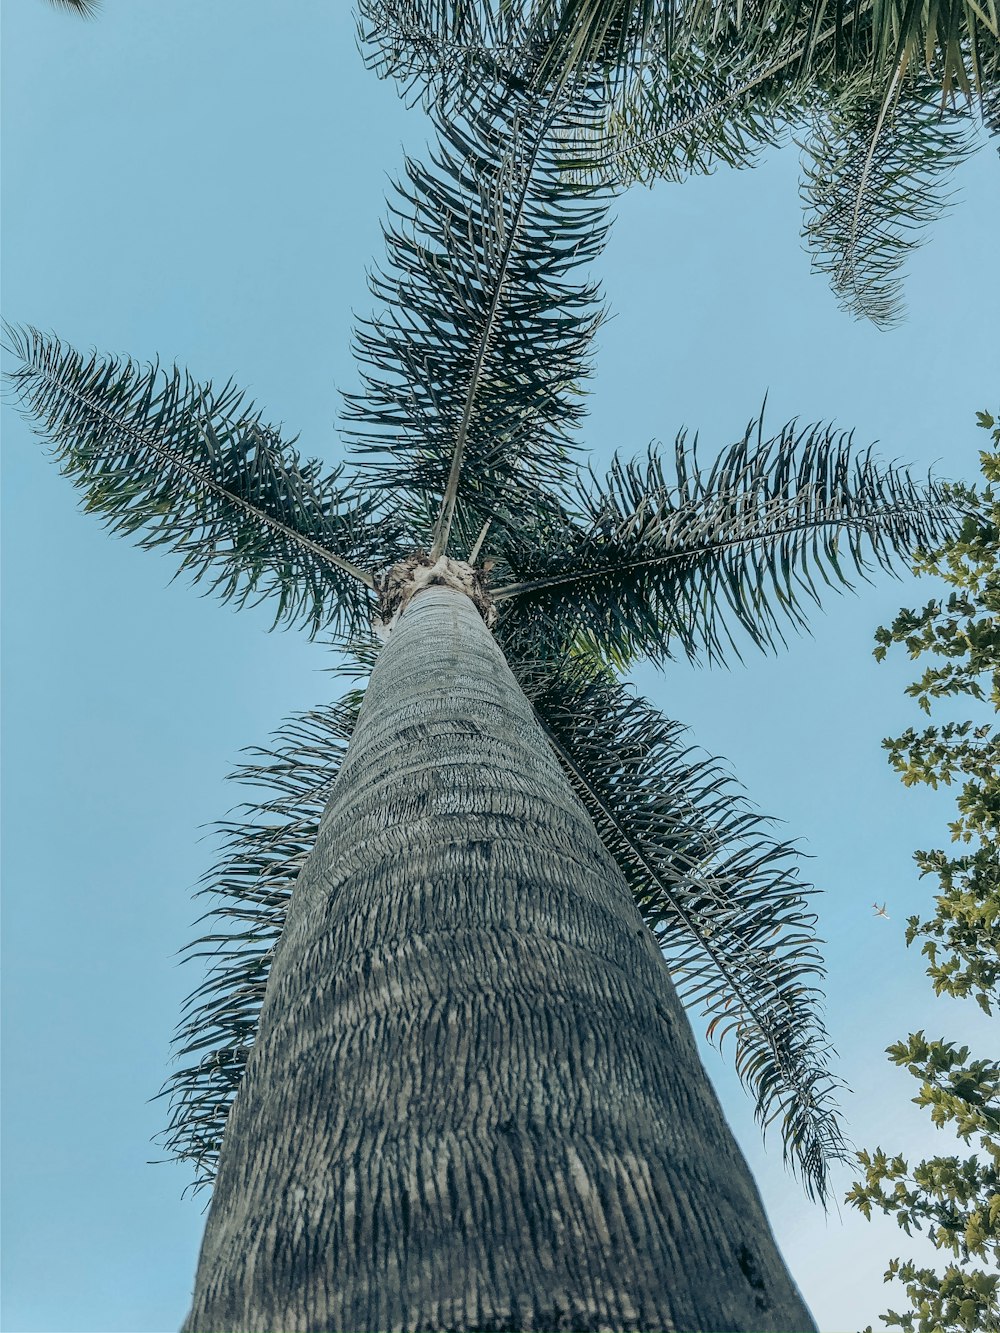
[182,585,816,1333]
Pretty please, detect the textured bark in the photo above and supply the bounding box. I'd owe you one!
[183,585,816,1333]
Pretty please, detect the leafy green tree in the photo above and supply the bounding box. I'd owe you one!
[848,411,1000,1333]
[7,38,963,1333]
[363,0,998,327]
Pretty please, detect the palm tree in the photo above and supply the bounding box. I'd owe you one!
[362,0,999,326]
[7,45,960,1332]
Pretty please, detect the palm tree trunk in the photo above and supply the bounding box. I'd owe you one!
[182,584,816,1333]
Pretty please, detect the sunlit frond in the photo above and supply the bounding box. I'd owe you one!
[358,0,533,109]
[800,77,982,327]
[562,23,810,186]
[359,0,659,106]
[493,414,962,669]
[359,0,999,108]
[341,67,611,557]
[5,326,397,639]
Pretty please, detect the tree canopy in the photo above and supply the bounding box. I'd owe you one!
[849,410,1000,1333]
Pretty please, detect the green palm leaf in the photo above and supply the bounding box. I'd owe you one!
[5,326,396,638]
[512,657,848,1202]
[800,76,983,327]
[358,4,995,328]
[520,0,661,90]
[359,0,999,103]
[492,414,961,669]
[342,50,611,556]
[358,0,534,108]
[563,32,810,186]
[857,0,999,99]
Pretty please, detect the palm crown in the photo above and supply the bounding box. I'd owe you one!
[6,38,960,1208]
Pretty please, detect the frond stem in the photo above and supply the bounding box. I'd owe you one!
[428,93,561,562]
[24,357,378,591]
[490,502,945,602]
[468,517,492,563]
[839,59,906,292]
[594,1,890,171]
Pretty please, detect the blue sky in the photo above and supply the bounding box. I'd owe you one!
[1,3,997,1330]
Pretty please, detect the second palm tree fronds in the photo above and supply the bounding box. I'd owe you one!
[359,0,999,100]
[362,1,998,328]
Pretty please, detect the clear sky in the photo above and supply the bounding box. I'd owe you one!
[1,3,997,1331]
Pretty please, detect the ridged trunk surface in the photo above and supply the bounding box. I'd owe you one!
[183,585,816,1333]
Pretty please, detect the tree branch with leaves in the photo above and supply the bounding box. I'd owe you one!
[848,408,1000,1333]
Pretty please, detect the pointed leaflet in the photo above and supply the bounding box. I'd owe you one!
[341,63,610,553]
[800,76,981,327]
[492,414,961,670]
[6,326,398,638]
[506,653,848,1202]
[159,688,365,1191]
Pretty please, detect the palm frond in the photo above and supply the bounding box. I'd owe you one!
[158,692,365,1191]
[800,76,981,326]
[750,0,999,101]
[492,414,961,669]
[561,21,812,186]
[44,0,100,15]
[358,0,534,109]
[5,326,397,638]
[358,0,656,105]
[340,58,611,555]
[858,0,999,99]
[985,59,1000,133]
[529,0,663,89]
[360,0,998,108]
[510,655,848,1202]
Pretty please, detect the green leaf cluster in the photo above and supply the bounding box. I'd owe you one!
[3,324,397,639]
[798,78,979,328]
[848,1030,1000,1331]
[848,411,1000,1333]
[875,411,1000,1015]
[494,418,958,669]
[361,1,999,103]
